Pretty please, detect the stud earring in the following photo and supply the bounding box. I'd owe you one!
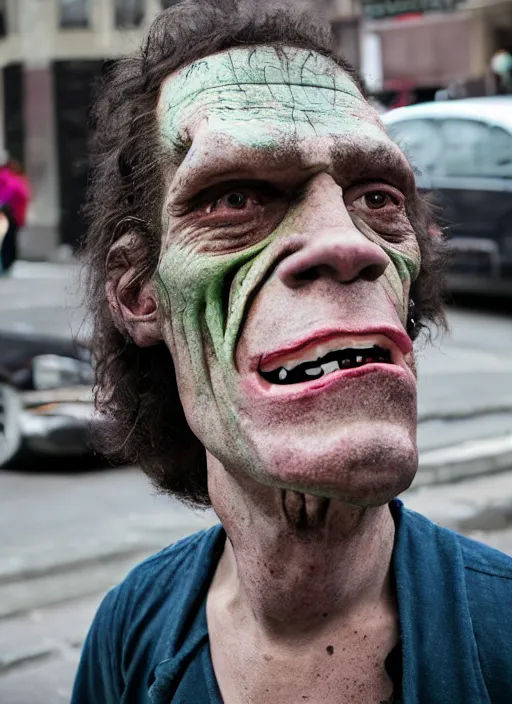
[407,299,417,338]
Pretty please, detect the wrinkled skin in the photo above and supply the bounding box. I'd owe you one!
[156,46,420,505]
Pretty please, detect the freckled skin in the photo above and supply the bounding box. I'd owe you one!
[153,46,422,703]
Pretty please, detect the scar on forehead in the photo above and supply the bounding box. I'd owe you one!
[160,45,362,115]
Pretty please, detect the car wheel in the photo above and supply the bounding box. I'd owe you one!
[0,383,22,467]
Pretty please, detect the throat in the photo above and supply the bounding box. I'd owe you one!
[281,490,330,533]
[207,454,397,636]
[213,500,396,635]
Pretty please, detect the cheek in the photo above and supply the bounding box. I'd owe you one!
[381,261,409,323]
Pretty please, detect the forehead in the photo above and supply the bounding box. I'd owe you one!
[158,46,388,148]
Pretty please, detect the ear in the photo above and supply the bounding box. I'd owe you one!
[105,233,162,347]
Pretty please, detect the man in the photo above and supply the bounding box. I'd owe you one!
[73,1,512,702]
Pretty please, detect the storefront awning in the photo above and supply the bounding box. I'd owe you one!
[362,0,462,20]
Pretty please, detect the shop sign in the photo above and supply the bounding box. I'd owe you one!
[362,0,462,20]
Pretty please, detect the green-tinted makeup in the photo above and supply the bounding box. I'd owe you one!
[159,46,385,152]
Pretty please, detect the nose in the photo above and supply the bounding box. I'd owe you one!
[276,176,389,289]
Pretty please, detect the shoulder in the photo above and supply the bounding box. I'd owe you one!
[87,523,224,651]
[398,501,512,582]
[111,523,225,614]
[397,503,512,699]
[72,525,224,703]
[78,526,223,681]
[457,531,512,580]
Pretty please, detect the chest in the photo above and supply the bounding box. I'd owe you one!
[209,626,396,704]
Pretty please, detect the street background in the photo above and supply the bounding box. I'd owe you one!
[1,0,512,703]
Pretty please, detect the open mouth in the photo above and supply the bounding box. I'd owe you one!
[259,338,394,386]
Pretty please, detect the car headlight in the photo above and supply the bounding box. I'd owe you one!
[32,355,94,391]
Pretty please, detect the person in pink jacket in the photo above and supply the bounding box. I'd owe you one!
[0,151,31,271]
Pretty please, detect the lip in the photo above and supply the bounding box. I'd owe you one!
[242,361,413,402]
[254,326,412,374]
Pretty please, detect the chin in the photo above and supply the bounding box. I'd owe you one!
[247,421,418,507]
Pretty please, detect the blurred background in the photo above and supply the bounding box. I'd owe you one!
[0,1,511,702]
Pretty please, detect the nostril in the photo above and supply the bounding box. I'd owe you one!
[294,267,320,283]
[360,263,387,282]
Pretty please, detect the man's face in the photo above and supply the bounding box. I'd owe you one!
[155,46,420,505]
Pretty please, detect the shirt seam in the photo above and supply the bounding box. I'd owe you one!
[464,564,512,580]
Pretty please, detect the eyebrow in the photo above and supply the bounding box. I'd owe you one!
[330,140,416,195]
[168,138,307,203]
[167,130,416,206]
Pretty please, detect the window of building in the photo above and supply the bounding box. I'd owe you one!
[59,0,91,29]
[115,0,145,28]
[0,0,7,38]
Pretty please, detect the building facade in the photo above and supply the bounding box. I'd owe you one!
[0,0,363,258]
[2,0,505,258]
[0,0,180,258]
[362,0,512,106]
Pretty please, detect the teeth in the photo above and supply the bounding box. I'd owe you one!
[321,360,340,375]
[356,355,363,364]
[278,368,288,381]
[262,336,393,374]
[305,367,322,376]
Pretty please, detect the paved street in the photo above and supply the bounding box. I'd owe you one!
[416,304,512,452]
[1,261,512,703]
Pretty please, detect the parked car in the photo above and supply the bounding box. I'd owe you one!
[0,330,95,467]
[382,97,512,295]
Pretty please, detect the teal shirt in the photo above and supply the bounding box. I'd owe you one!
[72,500,512,703]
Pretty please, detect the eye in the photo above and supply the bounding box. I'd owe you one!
[345,182,404,213]
[364,191,391,209]
[198,181,283,217]
[205,188,256,215]
[219,191,248,210]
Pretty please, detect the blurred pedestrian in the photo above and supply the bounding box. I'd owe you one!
[0,151,31,272]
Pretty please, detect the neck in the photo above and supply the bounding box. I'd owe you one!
[207,455,397,640]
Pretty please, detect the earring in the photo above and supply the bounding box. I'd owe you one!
[407,299,417,338]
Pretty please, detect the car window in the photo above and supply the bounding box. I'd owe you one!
[487,126,512,177]
[387,119,442,177]
[440,119,512,178]
[440,119,488,177]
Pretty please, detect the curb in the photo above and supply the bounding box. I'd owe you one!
[0,519,217,620]
[416,433,512,487]
[418,404,512,423]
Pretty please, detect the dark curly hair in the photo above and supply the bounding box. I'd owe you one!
[83,0,447,507]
